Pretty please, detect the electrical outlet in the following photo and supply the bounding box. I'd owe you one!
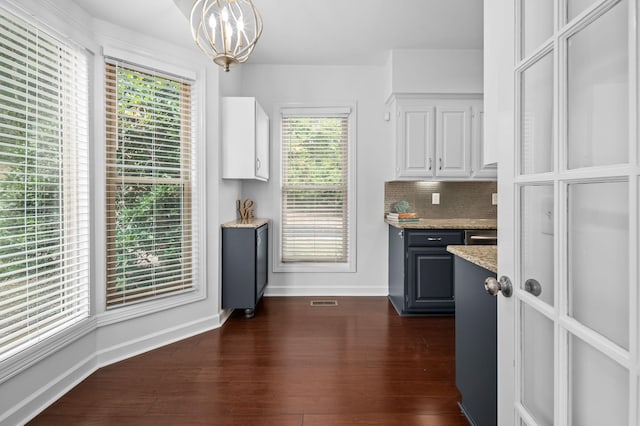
[432,193,440,205]
[492,193,498,205]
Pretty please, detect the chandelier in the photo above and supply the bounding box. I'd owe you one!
[190,0,263,72]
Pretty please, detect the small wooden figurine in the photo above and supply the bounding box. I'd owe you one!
[237,199,255,222]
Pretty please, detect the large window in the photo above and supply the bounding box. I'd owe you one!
[279,107,355,271]
[0,9,90,361]
[105,59,197,308]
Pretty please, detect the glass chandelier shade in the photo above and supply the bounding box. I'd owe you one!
[190,0,263,72]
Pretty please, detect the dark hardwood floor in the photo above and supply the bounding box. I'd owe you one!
[29,297,468,425]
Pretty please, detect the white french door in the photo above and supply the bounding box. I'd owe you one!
[493,0,639,424]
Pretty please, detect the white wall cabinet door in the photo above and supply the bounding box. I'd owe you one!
[396,104,436,178]
[471,105,498,178]
[435,106,472,177]
[254,103,270,180]
[222,97,270,181]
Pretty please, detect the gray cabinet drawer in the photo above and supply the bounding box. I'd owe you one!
[406,230,463,247]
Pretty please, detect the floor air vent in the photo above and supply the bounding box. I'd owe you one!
[310,300,338,307]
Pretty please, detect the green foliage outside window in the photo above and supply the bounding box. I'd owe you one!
[283,117,346,188]
[107,64,192,304]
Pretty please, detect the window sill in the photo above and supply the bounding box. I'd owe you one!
[274,262,356,273]
[97,288,205,327]
[0,317,96,385]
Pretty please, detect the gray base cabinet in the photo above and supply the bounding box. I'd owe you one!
[388,226,463,315]
[454,255,497,426]
[222,223,268,318]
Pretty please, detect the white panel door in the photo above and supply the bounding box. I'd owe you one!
[491,0,638,424]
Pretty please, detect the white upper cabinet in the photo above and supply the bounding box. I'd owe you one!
[222,97,270,181]
[392,96,492,180]
[471,105,498,178]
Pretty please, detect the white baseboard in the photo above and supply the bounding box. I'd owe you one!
[5,313,225,426]
[2,352,97,426]
[263,285,388,297]
[95,313,223,367]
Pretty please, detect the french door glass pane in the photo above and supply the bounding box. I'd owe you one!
[520,52,554,174]
[568,181,628,349]
[567,0,628,169]
[521,303,554,426]
[520,185,554,306]
[569,334,628,425]
[521,0,554,59]
[567,0,597,21]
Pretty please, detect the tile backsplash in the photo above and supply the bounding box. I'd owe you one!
[384,181,497,219]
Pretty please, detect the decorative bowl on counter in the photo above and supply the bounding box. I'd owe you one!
[393,200,410,213]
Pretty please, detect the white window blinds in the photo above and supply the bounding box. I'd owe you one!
[105,59,198,308]
[0,9,90,361]
[281,109,351,263]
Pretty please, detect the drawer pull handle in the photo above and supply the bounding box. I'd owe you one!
[427,237,442,241]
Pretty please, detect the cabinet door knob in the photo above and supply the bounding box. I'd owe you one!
[428,157,432,171]
[256,158,261,171]
[439,158,443,170]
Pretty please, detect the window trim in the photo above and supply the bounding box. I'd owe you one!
[100,49,206,313]
[274,103,357,273]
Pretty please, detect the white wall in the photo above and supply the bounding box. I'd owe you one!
[0,1,228,424]
[390,49,483,97]
[236,64,395,295]
[217,68,244,314]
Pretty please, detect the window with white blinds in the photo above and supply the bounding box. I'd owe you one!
[0,9,90,361]
[280,107,354,266]
[105,59,197,308]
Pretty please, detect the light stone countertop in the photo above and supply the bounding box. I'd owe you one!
[447,245,497,273]
[221,218,269,229]
[385,218,497,230]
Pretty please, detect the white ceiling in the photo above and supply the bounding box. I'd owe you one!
[72,0,483,66]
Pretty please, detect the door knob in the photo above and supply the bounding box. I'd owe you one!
[524,278,542,297]
[484,276,513,297]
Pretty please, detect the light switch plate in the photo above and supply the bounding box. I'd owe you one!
[492,193,498,205]
[432,193,440,204]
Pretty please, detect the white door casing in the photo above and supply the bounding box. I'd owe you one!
[490,0,639,424]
